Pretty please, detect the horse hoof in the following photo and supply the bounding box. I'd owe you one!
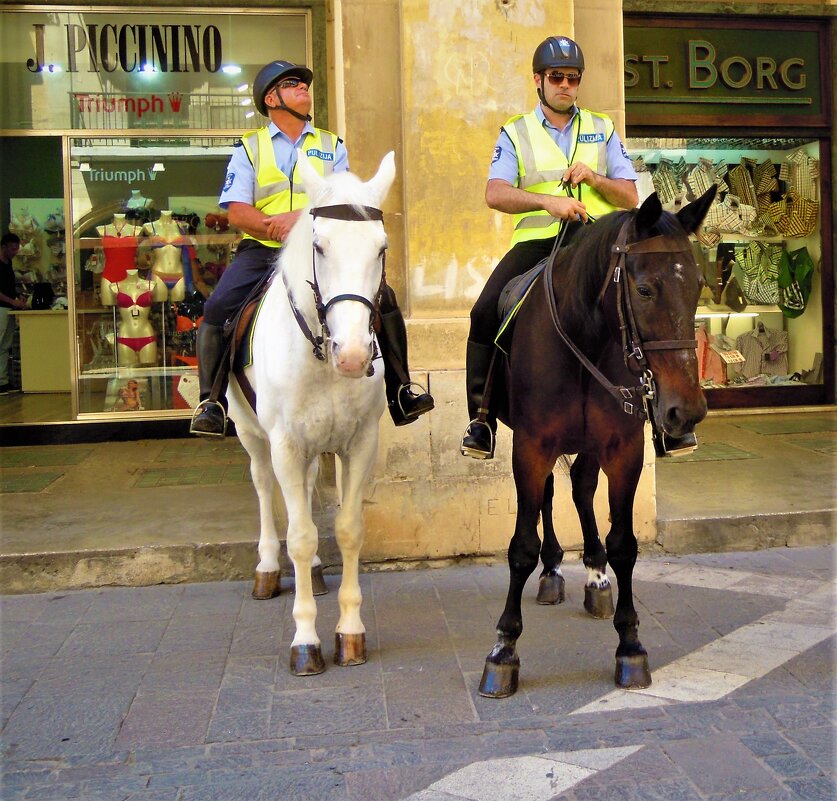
[334,632,367,666]
[478,655,520,698]
[290,644,326,676]
[615,653,652,689]
[252,571,280,600]
[584,584,615,619]
[312,564,328,596]
[536,574,566,605]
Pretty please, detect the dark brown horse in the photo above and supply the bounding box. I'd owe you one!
[479,186,717,698]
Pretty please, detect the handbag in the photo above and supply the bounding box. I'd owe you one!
[31,282,54,310]
[778,246,814,318]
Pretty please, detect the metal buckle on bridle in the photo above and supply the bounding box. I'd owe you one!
[640,370,656,400]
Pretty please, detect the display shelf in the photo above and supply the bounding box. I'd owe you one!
[695,304,781,317]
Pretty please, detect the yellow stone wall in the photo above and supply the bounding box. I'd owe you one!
[328,0,659,562]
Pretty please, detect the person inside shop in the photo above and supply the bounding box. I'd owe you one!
[459,36,639,459]
[0,233,26,395]
[190,59,434,437]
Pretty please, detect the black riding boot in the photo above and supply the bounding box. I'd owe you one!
[189,323,228,438]
[378,309,434,426]
[460,340,497,459]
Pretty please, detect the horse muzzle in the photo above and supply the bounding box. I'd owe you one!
[655,391,707,438]
[330,340,373,378]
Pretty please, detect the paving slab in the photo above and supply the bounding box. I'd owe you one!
[0,545,834,801]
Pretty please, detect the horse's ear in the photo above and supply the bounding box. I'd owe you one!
[366,151,396,206]
[634,191,663,233]
[296,148,327,202]
[676,185,718,234]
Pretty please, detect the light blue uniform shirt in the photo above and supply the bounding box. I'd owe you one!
[488,104,637,185]
[218,121,350,208]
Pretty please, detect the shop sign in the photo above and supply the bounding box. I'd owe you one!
[0,8,308,131]
[624,18,827,127]
[27,22,223,74]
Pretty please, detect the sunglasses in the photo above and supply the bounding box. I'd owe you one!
[274,77,307,91]
[544,71,581,86]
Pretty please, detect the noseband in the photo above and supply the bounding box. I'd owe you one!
[544,219,697,420]
[283,203,386,364]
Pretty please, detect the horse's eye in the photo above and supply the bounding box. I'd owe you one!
[313,242,325,256]
[636,285,654,298]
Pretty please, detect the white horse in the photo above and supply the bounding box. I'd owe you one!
[227,151,395,675]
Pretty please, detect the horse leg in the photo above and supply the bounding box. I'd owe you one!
[306,458,328,596]
[332,426,378,667]
[480,438,550,698]
[238,430,282,600]
[270,437,325,676]
[604,453,652,689]
[536,472,565,605]
[571,453,615,619]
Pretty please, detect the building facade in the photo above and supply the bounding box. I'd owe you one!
[1,1,833,559]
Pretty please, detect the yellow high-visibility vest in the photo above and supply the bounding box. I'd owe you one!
[503,109,619,245]
[240,126,338,248]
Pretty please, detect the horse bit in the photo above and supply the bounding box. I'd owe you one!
[283,204,386,374]
[544,220,698,421]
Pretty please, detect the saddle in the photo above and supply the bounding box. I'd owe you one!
[494,258,549,355]
[207,273,275,414]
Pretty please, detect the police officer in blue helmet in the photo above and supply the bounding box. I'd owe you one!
[191,60,433,436]
[459,36,638,459]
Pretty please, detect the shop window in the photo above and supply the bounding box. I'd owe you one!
[626,137,824,394]
[70,135,240,417]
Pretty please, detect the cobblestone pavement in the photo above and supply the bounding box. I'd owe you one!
[1,545,834,801]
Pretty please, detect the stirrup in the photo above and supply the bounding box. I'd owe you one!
[190,399,228,438]
[460,418,495,459]
[397,381,433,418]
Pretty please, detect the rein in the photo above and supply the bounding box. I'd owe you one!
[283,203,386,364]
[544,218,697,420]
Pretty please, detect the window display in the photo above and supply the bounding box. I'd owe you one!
[626,136,824,395]
[71,135,240,417]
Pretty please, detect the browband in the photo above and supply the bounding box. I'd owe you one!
[311,204,384,222]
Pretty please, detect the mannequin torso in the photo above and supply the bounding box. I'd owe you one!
[143,211,187,301]
[98,214,141,282]
[101,268,167,365]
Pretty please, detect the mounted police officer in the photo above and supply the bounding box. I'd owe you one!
[460,36,639,459]
[191,59,433,437]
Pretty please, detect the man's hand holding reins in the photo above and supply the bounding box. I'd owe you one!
[563,161,639,210]
[265,210,301,243]
[540,194,588,222]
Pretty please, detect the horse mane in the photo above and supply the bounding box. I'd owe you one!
[554,206,688,339]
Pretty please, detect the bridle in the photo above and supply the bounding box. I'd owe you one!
[282,203,386,369]
[544,218,698,421]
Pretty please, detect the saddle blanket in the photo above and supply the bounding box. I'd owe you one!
[234,292,269,372]
[494,258,548,355]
